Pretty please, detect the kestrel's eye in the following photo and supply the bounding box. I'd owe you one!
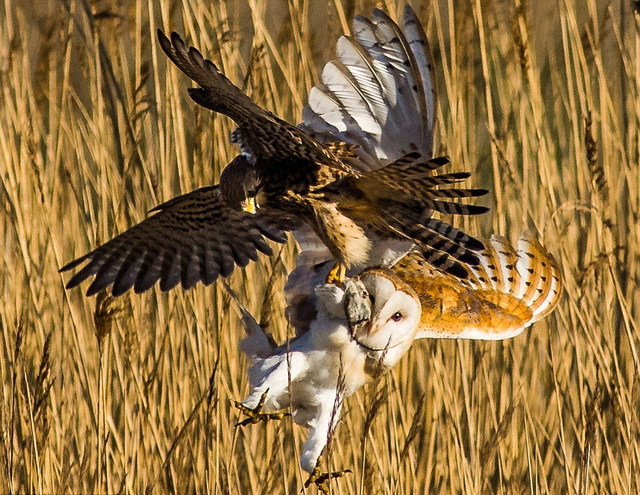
[391,312,403,322]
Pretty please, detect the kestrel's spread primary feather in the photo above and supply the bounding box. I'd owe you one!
[60,6,490,296]
[238,231,562,474]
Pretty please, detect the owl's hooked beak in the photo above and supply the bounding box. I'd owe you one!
[349,320,373,341]
[242,197,258,214]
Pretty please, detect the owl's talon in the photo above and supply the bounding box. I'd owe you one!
[326,263,347,286]
[233,390,290,427]
[304,457,352,494]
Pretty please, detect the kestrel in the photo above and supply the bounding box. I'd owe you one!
[60,6,489,295]
[237,231,562,476]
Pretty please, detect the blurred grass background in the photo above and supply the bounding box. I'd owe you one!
[1,0,638,493]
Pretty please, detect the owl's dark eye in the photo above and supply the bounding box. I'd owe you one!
[391,312,403,322]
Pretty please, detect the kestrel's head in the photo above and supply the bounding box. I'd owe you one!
[219,154,261,211]
[345,269,422,355]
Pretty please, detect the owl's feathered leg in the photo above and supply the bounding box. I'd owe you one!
[238,349,310,427]
[299,388,352,493]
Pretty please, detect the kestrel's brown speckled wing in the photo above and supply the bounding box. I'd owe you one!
[391,232,562,340]
[158,26,489,278]
[157,29,351,174]
[60,184,297,296]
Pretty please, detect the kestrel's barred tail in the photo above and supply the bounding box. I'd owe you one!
[321,151,490,278]
[380,202,484,277]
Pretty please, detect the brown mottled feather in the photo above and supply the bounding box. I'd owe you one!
[60,186,297,296]
[62,12,490,296]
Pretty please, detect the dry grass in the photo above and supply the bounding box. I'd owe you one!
[1,0,638,493]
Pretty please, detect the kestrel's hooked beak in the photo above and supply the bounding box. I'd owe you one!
[242,197,258,215]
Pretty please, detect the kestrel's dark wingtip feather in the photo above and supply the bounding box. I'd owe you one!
[430,156,450,167]
[157,29,171,52]
[65,274,85,290]
[60,256,85,273]
[466,237,486,252]
[440,261,469,279]
[170,31,187,52]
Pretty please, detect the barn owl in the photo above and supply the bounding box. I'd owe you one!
[235,232,562,477]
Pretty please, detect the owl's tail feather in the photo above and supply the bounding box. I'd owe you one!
[221,281,277,358]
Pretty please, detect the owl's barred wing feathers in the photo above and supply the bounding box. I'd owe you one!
[466,233,562,322]
[300,6,436,169]
[391,232,562,340]
[60,187,294,296]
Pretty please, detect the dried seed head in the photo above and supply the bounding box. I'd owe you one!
[93,290,125,346]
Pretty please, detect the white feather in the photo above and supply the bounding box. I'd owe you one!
[299,6,436,168]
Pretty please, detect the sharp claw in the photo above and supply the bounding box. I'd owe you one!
[326,263,347,286]
[304,457,352,493]
[233,390,290,428]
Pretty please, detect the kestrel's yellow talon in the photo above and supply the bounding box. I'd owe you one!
[326,263,347,285]
[233,390,290,428]
[241,196,257,214]
[304,457,352,494]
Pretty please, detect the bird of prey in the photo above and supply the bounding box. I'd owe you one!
[60,6,489,295]
[236,231,562,480]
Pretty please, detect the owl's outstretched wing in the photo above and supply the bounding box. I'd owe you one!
[60,186,295,296]
[299,5,436,169]
[392,232,562,340]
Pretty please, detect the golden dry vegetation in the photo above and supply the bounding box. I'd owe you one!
[1,0,638,493]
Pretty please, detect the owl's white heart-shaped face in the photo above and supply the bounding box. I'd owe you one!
[347,271,421,354]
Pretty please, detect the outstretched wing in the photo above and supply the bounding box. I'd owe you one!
[465,232,563,323]
[157,30,344,170]
[391,232,562,340]
[294,7,483,270]
[300,5,436,170]
[60,186,295,296]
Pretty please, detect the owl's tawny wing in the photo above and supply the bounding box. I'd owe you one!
[299,5,436,169]
[465,233,562,322]
[392,232,562,340]
[60,186,296,296]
